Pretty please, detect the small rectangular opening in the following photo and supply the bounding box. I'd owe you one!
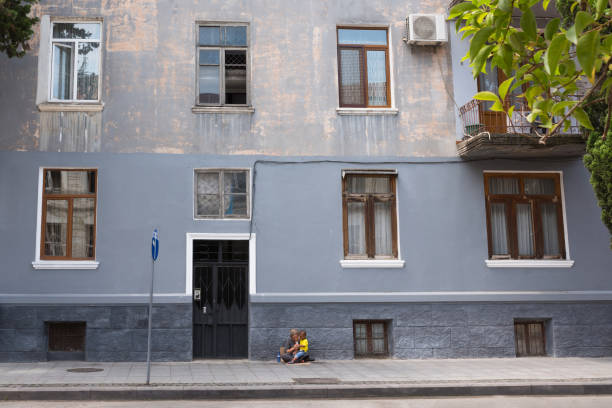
[353,320,389,358]
[47,322,86,360]
[514,320,546,357]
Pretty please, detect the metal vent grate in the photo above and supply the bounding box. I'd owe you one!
[413,16,436,40]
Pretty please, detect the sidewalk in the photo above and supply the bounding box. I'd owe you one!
[2,358,612,400]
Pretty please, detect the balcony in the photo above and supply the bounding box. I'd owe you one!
[456,97,586,159]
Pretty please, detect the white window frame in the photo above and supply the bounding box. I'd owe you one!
[193,168,251,220]
[32,167,99,270]
[196,22,250,107]
[483,170,574,268]
[48,19,103,103]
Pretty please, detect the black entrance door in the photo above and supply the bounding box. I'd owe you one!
[193,240,248,358]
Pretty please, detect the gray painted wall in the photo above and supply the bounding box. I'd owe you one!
[0,0,457,156]
[1,151,611,301]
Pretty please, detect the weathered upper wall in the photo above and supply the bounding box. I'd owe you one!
[0,0,457,156]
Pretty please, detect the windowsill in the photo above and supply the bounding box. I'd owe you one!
[336,107,399,116]
[340,259,405,268]
[485,259,575,268]
[38,102,104,112]
[32,260,100,270]
[192,106,255,114]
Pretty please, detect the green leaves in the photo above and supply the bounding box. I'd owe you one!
[469,27,495,64]
[544,18,560,42]
[577,30,601,82]
[498,0,513,13]
[544,34,567,74]
[596,0,608,19]
[498,77,514,101]
[520,8,537,41]
[449,1,477,19]
[573,107,594,130]
[575,11,594,35]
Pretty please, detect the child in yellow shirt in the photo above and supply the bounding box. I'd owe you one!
[289,330,308,364]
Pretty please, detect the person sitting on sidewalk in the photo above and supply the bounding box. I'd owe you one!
[281,329,299,363]
[288,330,308,364]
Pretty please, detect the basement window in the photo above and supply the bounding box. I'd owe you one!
[514,320,547,357]
[47,322,86,360]
[353,320,389,357]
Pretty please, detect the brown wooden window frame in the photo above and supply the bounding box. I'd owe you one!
[41,168,97,261]
[483,172,566,260]
[337,27,391,108]
[514,320,547,357]
[194,169,250,219]
[342,173,398,259]
[353,320,389,358]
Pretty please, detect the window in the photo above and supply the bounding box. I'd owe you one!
[514,320,546,357]
[195,170,249,218]
[197,24,248,105]
[342,173,398,258]
[50,22,101,101]
[484,173,566,260]
[337,27,390,108]
[41,169,97,260]
[353,320,389,357]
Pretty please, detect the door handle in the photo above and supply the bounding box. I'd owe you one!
[194,288,201,301]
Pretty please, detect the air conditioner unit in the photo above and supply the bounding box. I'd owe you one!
[407,14,447,45]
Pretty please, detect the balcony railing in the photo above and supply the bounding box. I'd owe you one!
[459,97,582,137]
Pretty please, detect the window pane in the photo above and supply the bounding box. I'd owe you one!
[199,49,220,65]
[347,202,366,255]
[45,170,96,194]
[52,43,73,100]
[224,171,247,193]
[197,172,219,194]
[355,338,367,354]
[71,198,95,258]
[478,61,498,110]
[371,323,384,338]
[225,50,247,104]
[346,176,390,194]
[53,23,100,40]
[374,201,392,256]
[338,29,387,45]
[372,338,385,353]
[224,194,247,216]
[524,178,556,195]
[490,202,509,256]
[223,26,247,46]
[197,194,220,216]
[541,202,561,256]
[488,177,519,194]
[366,50,387,106]
[339,48,364,106]
[77,42,100,100]
[44,200,68,257]
[516,203,534,257]
[199,65,220,104]
[199,26,220,45]
[355,323,367,338]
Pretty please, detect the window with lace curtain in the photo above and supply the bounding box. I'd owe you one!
[337,27,390,108]
[342,173,398,259]
[41,169,97,260]
[484,173,566,260]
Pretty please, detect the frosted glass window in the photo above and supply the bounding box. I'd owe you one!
[195,170,249,218]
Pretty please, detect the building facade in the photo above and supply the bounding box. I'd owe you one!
[1,0,611,362]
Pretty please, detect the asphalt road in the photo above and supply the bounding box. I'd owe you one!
[2,396,612,407]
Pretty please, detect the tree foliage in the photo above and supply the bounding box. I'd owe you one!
[0,0,38,58]
[449,0,612,141]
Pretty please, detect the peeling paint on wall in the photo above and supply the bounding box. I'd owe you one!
[40,111,102,152]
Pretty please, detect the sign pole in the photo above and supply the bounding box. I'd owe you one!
[146,228,159,385]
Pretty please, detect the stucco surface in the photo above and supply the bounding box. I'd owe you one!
[0,0,457,156]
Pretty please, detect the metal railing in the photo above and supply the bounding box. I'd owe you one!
[459,97,583,137]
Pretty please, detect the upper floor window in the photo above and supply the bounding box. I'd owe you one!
[50,22,101,102]
[484,173,566,260]
[337,28,390,108]
[41,169,97,260]
[197,24,248,106]
[195,169,250,219]
[342,172,398,259]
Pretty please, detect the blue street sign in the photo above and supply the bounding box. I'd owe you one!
[151,229,159,261]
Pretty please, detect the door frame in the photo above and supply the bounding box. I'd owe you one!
[186,233,256,359]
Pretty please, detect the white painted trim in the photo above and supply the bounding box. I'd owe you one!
[485,259,575,268]
[38,102,104,112]
[34,168,43,263]
[482,170,571,260]
[191,106,254,114]
[250,290,612,303]
[0,293,189,304]
[340,259,405,268]
[185,233,256,297]
[336,108,399,116]
[32,260,99,270]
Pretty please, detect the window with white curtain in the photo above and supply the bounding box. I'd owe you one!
[484,173,566,260]
[194,169,249,219]
[41,169,97,260]
[50,22,101,101]
[342,173,397,258]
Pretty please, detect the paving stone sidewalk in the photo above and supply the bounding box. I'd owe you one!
[2,357,612,387]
